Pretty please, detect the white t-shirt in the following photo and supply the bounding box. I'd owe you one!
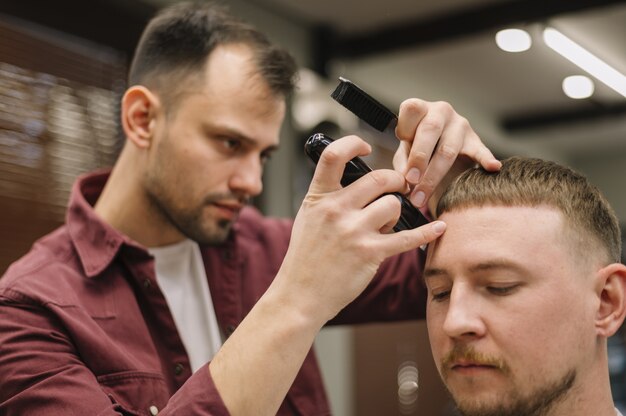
[149,239,223,372]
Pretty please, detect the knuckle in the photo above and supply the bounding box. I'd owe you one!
[410,150,430,165]
[350,235,374,255]
[313,198,342,222]
[434,100,454,115]
[436,143,458,161]
[420,118,444,134]
[383,194,402,212]
[322,206,343,224]
[335,220,355,238]
[324,204,343,218]
[458,116,471,131]
[376,170,406,192]
[395,128,412,142]
[419,176,436,194]
[398,232,415,251]
[399,98,426,115]
[320,147,341,165]
[367,170,391,188]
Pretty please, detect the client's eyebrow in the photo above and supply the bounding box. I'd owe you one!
[424,260,529,280]
[467,260,529,276]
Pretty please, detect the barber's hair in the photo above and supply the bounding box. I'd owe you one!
[128,1,298,100]
[437,157,622,263]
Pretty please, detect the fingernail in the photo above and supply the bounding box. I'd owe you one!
[406,168,420,184]
[411,190,426,207]
[432,221,446,234]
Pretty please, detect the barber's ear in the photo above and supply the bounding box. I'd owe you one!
[121,86,160,148]
[595,263,626,338]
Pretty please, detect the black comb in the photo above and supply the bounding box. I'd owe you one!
[331,77,397,133]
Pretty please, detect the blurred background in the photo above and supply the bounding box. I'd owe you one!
[0,0,624,414]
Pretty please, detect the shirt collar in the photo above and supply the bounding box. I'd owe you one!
[66,169,141,278]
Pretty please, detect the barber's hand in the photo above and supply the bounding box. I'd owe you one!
[392,99,501,208]
[272,136,446,325]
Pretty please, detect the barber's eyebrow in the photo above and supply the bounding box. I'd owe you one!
[210,124,279,152]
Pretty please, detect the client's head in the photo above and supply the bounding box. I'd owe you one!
[424,156,625,416]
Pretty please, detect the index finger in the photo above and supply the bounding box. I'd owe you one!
[375,220,447,259]
[395,98,428,143]
[462,139,502,172]
[308,135,372,194]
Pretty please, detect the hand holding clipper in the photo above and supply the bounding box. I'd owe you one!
[305,133,428,232]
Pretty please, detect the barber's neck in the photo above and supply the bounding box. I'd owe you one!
[94,142,185,248]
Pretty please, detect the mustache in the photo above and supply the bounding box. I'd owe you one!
[203,193,250,206]
[441,345,509,377]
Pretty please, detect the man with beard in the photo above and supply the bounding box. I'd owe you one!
[424,157,626,416]
[0,2,501,416]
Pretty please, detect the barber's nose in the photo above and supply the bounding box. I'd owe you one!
[442,287,485,340]
[229,156,264,197]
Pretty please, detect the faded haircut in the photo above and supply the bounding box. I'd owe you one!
[127,1,298,106]
[437,156,622,263]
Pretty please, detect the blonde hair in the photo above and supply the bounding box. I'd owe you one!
[437,157,622,263]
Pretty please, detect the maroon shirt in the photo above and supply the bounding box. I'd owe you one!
[0,170,426,415]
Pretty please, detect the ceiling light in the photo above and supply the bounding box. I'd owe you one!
[562,75,594,99]
[543,27,626,98]
[495,29,532,52]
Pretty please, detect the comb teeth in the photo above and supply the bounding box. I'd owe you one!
[331,77,397,132]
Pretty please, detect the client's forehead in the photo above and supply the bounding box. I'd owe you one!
[438,205,565,239]
[427,205,569,274]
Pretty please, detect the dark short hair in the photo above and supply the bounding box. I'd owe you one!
[128,1,298,100]
[437,156,622,263]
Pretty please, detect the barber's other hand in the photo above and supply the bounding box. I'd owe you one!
[272,136,446,325]
[393,99,501,207]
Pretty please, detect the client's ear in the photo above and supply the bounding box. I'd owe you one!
[121,85,161,149]
[595,263,626,338]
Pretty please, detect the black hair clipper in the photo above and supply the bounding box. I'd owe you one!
[305,133,428,232]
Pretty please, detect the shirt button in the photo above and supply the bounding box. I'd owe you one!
[174,363,184,376]
[149,405,159,415]
[143,278,152,289]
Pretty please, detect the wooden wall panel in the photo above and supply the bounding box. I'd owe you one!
[0,16,126,274]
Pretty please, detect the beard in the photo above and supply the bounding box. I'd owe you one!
[442,346,576,416]
[149,189,246,245]
[144,168,248,245]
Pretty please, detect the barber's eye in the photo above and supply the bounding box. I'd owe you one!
[260,151,273,164]
[223,138,241,151]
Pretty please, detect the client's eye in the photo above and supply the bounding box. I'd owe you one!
[487,285,518,296]
[431,290,450,302]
